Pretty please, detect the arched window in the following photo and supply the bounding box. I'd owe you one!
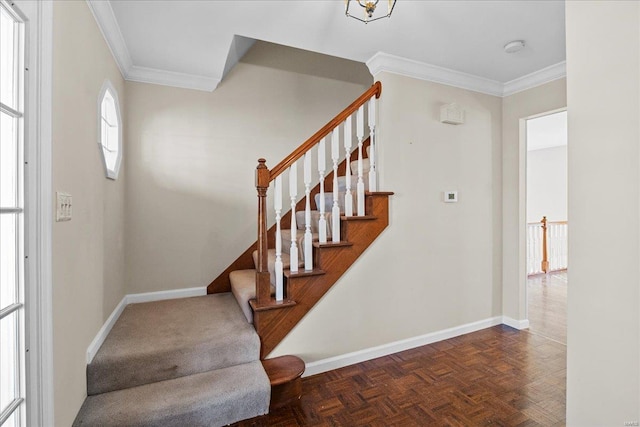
[98,80,122,179]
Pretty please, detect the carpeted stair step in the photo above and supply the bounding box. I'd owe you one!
[74,360,270,427]
[335,174,369,193]
[280,229,319,261]
[230,269,270,323]
[87,293,260,395]
[251,248,305,285]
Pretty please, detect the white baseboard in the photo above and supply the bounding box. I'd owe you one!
[86,296,128,364]
[126,286,207,304]
[303,316,503,377]
[86,286,207,363]
[501,316,530,330]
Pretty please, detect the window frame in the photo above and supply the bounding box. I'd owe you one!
[0,0,26,425]
[97,80,122,180]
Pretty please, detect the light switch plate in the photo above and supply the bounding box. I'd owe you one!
[56,192,72,221]
[444,191,458,203]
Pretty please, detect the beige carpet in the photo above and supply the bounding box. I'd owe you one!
[88,293,260,395]
[75,293,270,426]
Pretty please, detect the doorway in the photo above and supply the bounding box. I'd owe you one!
[525,110,567,344]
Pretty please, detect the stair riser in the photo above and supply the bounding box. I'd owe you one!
[76,361,270,427]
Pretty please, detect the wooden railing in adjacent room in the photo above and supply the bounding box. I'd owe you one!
[527,216,568,275]
[254,82,382,309]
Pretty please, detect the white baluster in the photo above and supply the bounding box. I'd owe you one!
[289,163,298,273]
[368,97,377,192]
[274,175,283,301]
[318,138,327,244]
[562,224,568,269]
[344,115,353,217]
[526,225,532,274]
[551,224,558,271]
[331,128,341,242]
[303,152,313,271]
[356,105,365,216]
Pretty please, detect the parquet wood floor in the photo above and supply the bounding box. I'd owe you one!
[527,272,567,344]
[233,326,566,426]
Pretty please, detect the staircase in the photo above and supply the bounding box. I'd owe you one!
[73,82,391,426]
[210,81,393,358]
[73,294,271,426]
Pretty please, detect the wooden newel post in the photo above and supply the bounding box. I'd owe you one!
[256,159,271,306]
[541,216,549,273]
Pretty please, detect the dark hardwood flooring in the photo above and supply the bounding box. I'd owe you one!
[527,271,567,344]
[233,326,566,426]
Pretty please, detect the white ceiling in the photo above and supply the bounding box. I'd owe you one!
[88,0,566,95]
[527,111,567,151]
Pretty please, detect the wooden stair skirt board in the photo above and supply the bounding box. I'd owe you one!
[263,355,305,410]
[252,192,392,357]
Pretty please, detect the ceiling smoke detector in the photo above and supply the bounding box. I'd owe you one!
[504,40,525,54]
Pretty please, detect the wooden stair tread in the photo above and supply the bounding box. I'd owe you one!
[313,241,353,248]
[341,215,377,221]
[250,298,297,312]
[262,355,305,386]
[284,268,326,278]
[366,191,395,196]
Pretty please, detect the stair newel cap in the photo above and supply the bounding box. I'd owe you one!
[256,158,270,190]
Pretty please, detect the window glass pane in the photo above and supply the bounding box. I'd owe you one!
[104,148,117,172]
[0,311,19,412]
[106,122,118,152]
[99,83,121,179]
[1,112,18,208]
[0,213,17,311]
[0,6,16,109]
[102,91,116,125]
[101,117,107,150]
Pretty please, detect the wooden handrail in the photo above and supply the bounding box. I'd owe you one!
[268,81,382,181]
[527,220,567,225]
[254,83,382,311]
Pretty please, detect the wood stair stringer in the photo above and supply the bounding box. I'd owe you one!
[253,192,392,358]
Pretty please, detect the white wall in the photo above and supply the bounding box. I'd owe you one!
[271,72,503,362]
[502,79,567,322]
[124,42,371,294]
[52,2,126,425]
[527,146,567,223]
[565,1,640,424]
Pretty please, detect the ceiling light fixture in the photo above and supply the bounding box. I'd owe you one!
[504,40,526,54]
[345,0,397,24]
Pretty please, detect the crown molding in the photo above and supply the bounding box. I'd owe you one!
[367,52,566,98]
[86,0,132,77]
[87,2,565,95]
[86,0,220,92]
[366,52,504,97]
[502,61,566,96]
[127,66,221,91]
